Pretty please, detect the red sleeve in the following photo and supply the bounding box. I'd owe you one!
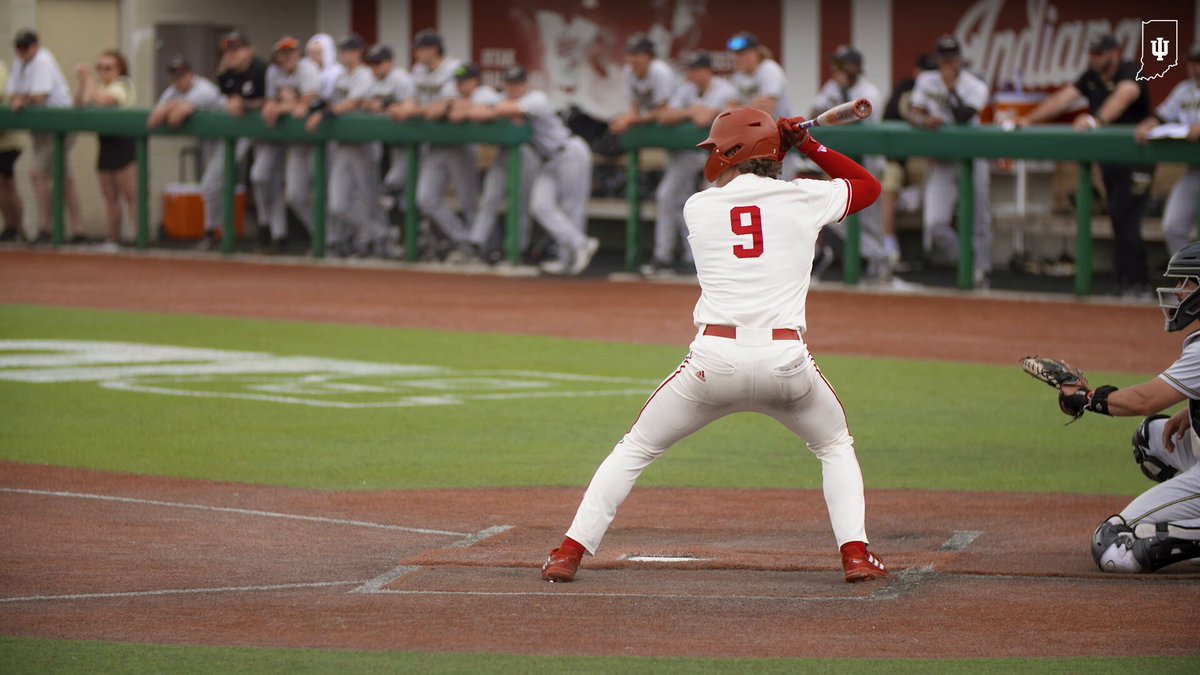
[799,139,881,216]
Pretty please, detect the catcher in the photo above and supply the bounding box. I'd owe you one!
[1023,242,1200,573]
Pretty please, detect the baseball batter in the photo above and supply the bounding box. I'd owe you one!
[645,52,736,275]
[476,66,598,276]
[252,36,320,250]
[907,34,991,287]
[1135,44,1200,256]
[1024,242,1200,573]
[541,108,887,583]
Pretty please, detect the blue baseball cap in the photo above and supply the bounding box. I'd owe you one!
[727,32,759,53]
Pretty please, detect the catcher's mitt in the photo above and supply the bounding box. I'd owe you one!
[1021,356,1090,420]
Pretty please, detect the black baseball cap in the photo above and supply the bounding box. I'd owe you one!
[1088,34,1120,54]
[13,29,37,49]
[414,29,443,50]
[686,52,713,70]
[166,54,192,76]
[338,34,365,51]
[365,44,393,63]
[626,33,655,56]
[916,52,937,71]
[220,31,249,51]
[503,65,527,83]
[727,32,759,53]
[934,34,961,58]
[830,45,863,68]
[1189,43,1200,61]
[455,62,481,81]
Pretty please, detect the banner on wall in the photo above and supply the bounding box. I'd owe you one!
[891,0,1195,103]
[471,0,781,120]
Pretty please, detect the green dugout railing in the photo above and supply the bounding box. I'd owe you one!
[620,121,1200,295]
[0,108,531,263]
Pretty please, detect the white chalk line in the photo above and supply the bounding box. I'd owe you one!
[352,525,513,593]
[0,581,362,604]
[938,530,984,552]
[0,487,470,537]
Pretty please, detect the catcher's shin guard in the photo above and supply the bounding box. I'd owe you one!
[1132,415,1178,483]
[1131,522,1200,572]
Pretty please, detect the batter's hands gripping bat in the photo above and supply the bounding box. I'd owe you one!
[795,98,873,130]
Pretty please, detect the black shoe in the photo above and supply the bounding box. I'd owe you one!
[259,238,286,255]
[68,234,91,245]
[194,232,218,251]
[28,231,52,246]
[0,228,19,242]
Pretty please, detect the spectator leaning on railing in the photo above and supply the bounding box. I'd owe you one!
[363,44,413,199]
[74,49,135,250]
[608,33,675,136]
[8,29,83,244]
[0,57,24,241]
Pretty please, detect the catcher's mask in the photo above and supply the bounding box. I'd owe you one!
[1158,241,1200,332]
[697,107,781,183]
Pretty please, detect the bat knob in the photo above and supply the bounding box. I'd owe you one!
[854,99,871,119]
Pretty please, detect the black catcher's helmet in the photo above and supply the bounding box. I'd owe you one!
[1158,242,1200,332]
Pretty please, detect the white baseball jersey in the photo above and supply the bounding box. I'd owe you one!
[910,70,989,125]
[684,173,850,332]
[265,59,320,100]
[411,57,461,105]
[370,67,415,107]
[623,59,676,113]
[7,48,72,108]
[1156,79,1200,125]
[470,84,504,107]
[330,64,375,104]
[516,89,572,159]
[156,75,223,110]
[731,59,790,118]
[669,76,737,111]
[811,78,883,122]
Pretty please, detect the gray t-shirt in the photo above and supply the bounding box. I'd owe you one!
[517,89,571,159]
[157,75,223,110]
[411,57,461,105]
[669,76,737,111]
[911,70,989,125]
[731,58,790,117]
[265,59,321,100]
[370,67,415,107]
[623,59,676,113]
[1156,79,1200,126]
[331,64,375,104]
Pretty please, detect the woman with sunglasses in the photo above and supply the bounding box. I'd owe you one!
[74,50,135,249]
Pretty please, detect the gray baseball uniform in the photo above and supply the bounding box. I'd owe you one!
[521,89,592,253]
[157,77,227,231]
[1155,79,1200,255]
[651,75,737,265]
[251,58,321,240]
[413,57,477,245]
[467,85,538,252]
[327,63,387,251]
[624,59,675,113]
[809,77,889,270]
[370,66,416,193]
[910,69,992,274]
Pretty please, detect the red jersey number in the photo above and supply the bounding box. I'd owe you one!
[730,206,764,259]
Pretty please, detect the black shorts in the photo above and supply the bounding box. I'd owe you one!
[0,149,19,177]
[97,135,136,172]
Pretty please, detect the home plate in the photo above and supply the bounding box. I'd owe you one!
[625,555,707,563]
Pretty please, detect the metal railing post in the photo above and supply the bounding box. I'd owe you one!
[51,132,65,245]
[135,136,149,249]
[221,138,236,254]
[626,148,640,272]
[311,141,327,258]
[956,158,974,289]
[405,145,419,262]
[1075,161,1093,296]
[505,145,522,265]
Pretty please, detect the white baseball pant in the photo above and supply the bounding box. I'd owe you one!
[652,150,706,263]
[202,138,251,234]
[530,137,592,251]
[922,158,992,273]
[565,330,870,554]
[383,145,408,194]
[1162,168,1200,256]
[250,143,288,240]
[1122,418,1200,534]
[283,144,315,234]
[417,146,479,244]
[469,145,539,251]
[328,142,387,249]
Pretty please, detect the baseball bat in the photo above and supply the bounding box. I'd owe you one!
[794,98,873,129]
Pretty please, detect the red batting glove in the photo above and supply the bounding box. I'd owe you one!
[776,116,817,160]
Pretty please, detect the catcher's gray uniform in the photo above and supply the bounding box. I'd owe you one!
[327,63,387,250]
[251,58,321,240]
[651,76,737,266]
[413,57,477,245]
[370,66,415,193]
[521,89,594,262]
[1155,79,1200,255]
[910,70,992,274]
[467,85,538,253]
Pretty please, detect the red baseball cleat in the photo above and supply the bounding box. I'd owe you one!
[541,546,582,582]
[841,541,888,583]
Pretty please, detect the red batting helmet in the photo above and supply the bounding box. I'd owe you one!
[697,107,781,183]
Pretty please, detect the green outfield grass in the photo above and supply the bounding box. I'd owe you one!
[0,304,1156,494]
[1,637,1197,674]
